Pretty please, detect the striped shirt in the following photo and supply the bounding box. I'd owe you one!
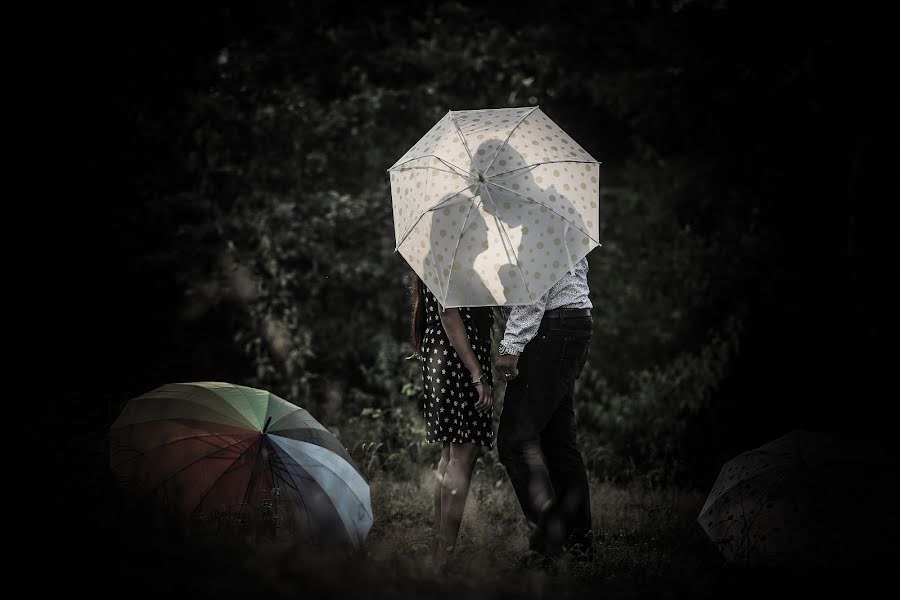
[499,257,592,354]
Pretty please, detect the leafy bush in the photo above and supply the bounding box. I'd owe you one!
[145,3,766,484]
[579,311,744,487]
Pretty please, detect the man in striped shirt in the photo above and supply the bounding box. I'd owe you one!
[496,255,594,565]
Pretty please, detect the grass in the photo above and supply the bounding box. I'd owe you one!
[361,468,892,599]
[52,432,892,600]
[365,466,716,581]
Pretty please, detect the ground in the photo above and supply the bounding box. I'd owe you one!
[66,449,890,599]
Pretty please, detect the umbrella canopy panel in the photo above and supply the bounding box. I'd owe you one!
[110,382,373,549]
[389,107,601,307]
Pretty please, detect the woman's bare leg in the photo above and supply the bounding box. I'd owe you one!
[432,444,450,560]
[436,442,480,564]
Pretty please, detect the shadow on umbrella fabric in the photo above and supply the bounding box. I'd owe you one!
[390,107,600,308]
[421,137,595,307]
[698,429,897,567]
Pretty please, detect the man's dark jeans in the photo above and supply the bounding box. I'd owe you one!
[497,314,593,558]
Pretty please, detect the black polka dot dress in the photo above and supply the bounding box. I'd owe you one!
[420,285,494,448]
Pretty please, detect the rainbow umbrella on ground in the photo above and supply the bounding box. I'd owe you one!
[109,382,373,549]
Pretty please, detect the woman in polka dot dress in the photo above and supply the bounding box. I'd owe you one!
[408,272,494,568]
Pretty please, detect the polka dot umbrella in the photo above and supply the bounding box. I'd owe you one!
[388,107,601,307]
[109,382,373,549]
[697,429,894,566]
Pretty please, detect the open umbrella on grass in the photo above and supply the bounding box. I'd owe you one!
[109,381,373,550]
[698,429,895,566]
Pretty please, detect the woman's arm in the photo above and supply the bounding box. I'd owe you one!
[438,307,483,380]
[438,305,492,413]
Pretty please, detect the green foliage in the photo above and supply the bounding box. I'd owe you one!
[147,2,768,483]
[579,311,745,487]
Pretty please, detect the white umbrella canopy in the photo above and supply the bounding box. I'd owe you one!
[388,107,601,307]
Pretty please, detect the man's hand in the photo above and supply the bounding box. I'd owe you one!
[497,354,520,381]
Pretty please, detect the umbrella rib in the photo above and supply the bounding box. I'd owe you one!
[111,428,253,464]
[389,154,470,176]
[394,183,474,250]
[271,447,351,545]
[422,164,436,301]
[442,196,479,305]
[434,156,472,178]
[430,191,477,211]
[268,447,318,534]
[701,464,791,514]
[289,484,316,541]
[440,115,475,307]
[264,405,300,432]
[269,442,370,544]
[391,165,467,178]
[268,449,304,495]
[122,395,249,429]
[302,456,374,521]
[234,384,266,430]
[261,391,279,431]
[268,427,361,477]
[448,113,477,174]
[145,386,252,422]
[485,180,601,245]
[148,436,259,502]
[236,436,267,511]
[182,382,260,423]
[481,183,534,301]
[488,159,599,180]
[482,106,539,176]
[271,438,373,520]
[190,436,264,515]
[267,410,329,434]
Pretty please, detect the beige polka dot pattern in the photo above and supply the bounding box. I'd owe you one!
[388,107,601,308]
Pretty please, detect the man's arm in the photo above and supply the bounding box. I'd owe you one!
[497,291,549,380]
[500,292,549,355]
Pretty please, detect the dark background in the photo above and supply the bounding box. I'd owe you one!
[19,0,896,595]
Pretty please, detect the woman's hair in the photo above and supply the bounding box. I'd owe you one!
[407,270,426,360]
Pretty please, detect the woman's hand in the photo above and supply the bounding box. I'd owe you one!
[438,305,493,413]
[473,379,493,413]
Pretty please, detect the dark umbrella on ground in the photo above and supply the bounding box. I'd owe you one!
[697,429,896,566]
[109,381,373,549]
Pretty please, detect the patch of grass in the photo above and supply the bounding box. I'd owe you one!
[366,467,720,586]
[63,438,892,600]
